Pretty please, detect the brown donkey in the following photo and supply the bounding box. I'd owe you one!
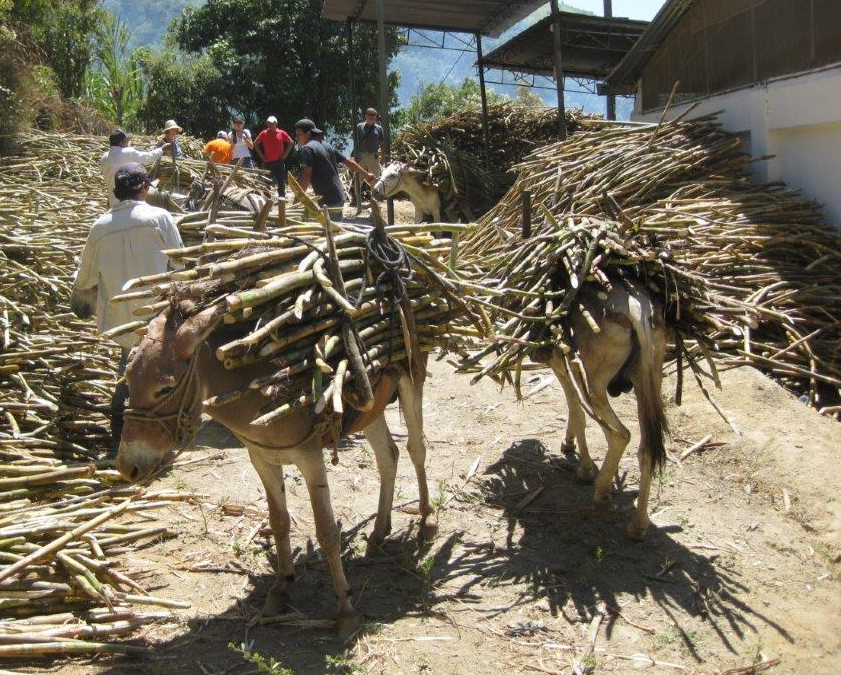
[115,303,438,638]
[541,278,668,541]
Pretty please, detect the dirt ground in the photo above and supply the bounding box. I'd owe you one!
[40,354,840,675]
[28,200,841,674]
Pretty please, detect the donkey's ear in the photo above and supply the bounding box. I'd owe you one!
[174,306,222,359]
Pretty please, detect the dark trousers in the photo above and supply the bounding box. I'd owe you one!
[264,159,287,197]
[110,348,130,445]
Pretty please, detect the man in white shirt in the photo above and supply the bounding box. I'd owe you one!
[72,163,184,448]
[100,129,170,207]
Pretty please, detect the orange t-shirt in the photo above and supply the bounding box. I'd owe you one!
[204,139,232,164]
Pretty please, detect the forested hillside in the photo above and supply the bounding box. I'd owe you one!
[103,0,198,48]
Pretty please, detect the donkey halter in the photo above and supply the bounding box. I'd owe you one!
[122,344,204,450]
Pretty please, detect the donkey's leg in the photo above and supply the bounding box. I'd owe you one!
[589,386,632,512]
[363,414,399,553]
[627,331,667,542]
[246,446,294,615]
[550,358,596,482]
[294,444,360,639]
[396,375,437,542]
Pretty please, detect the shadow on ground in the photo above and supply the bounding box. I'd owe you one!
[74,439,792,674]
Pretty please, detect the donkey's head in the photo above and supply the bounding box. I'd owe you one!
[116,302,221,482]
[372,162,427,201]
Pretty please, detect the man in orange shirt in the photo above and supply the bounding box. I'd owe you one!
[204,131,233,165]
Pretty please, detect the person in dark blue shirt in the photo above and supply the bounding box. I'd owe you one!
[294,118,375,221]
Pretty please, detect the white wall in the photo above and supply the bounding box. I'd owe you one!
[631,65,841,225]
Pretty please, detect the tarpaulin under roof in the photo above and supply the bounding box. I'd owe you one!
[480,11,648,79]
[321,0,546,37]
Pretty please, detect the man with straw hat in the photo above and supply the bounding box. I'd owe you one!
[71,163,183,450]
[157,119,184,159]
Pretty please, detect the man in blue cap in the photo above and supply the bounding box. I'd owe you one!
[294,118,375,221]
[72,162,183,449]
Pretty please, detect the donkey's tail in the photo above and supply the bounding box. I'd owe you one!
[627,287,669,471]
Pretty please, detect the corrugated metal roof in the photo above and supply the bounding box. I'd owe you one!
[480,12,648,79]
[605,0,697,88]
[321,0,546,38]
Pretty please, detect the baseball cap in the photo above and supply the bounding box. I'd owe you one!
[217,131,228,139]
[294,118,323,135]
[108,129,133,147]
[233,115,244,123]
[114,162,150,191]
[266,116,278,124]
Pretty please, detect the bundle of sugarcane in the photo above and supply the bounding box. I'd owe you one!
[392,103,605,219]
[111,179,482,432]
[459,112,841,415]
[0,453,195,658]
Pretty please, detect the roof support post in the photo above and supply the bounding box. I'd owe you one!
[549,0,568,140]
[603,0,616,120]
[375,0,394,224]
[347,19,362,210]
[475,32,491,170]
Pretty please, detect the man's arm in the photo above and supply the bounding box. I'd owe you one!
[244,131,254,149]
[253,135,265,162]
[158,213,185,271]
[282,134,293,160]
[125,146,167,166]
[71,235,98,319]
[343,157,375,185]
[378,125,385,164]
[298,165,313,192]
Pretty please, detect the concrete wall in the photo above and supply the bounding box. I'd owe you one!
[631,64,841,225]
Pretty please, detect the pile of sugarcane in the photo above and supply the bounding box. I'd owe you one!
[110,180,479,433]
[0,134,201,658]
[392,103,604,219]
[459,112,841,416]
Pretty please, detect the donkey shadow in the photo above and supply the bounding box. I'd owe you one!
[61,439,791,674]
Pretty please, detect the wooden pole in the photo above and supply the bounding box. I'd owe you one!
[604,0,616,120]
[549,0,568,140]
[521,190,532,238]
[475,32,491,170]
[375,0,394,225]
[347,19,362,211]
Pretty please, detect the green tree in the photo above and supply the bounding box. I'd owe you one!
[136,49,228,139]
[173,0,401,145]
[31,0,103,99]
[395,78,508,127]
[515,84,546,108]
[85,12,146,126]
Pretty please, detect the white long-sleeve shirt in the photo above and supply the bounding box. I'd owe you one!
[100,146,165,206]
[74,200,183,348]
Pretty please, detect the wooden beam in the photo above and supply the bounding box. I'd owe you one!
[549,0,568,140]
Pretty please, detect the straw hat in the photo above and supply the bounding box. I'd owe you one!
[162,119,182,133]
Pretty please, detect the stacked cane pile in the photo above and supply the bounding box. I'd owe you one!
[0,134,198,657]
[392,103,604,219]
[459,113,841,415]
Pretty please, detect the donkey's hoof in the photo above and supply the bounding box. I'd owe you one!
[419,513,439,542]
[625,521,648,542]
[560,441,576,455]
[336,609,362,641]
[593,492,614,512]
[262,587,292,616]
[576,463,598,483]
[365,534,387,558]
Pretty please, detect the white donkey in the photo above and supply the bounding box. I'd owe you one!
[372,162,442,223]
